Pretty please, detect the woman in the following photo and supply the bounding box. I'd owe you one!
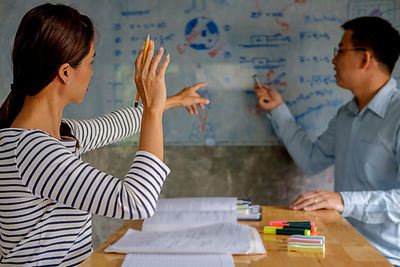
[0,3,208,266]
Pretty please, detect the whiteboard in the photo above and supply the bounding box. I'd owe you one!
[0,0,400,145]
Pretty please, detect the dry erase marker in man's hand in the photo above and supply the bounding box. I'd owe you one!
[253,74,269,103]
[253,74,262,88]
[135,33,150,108]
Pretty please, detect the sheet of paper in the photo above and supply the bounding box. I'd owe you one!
[142,197,238,232]
[105,223,251,254]
[121,254,234,267]
[142,210,237,232]
[154,197,237,212]
[249,227,267,254]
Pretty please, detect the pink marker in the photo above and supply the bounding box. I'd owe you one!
[269,221,315,227]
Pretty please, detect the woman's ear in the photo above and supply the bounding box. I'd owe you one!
[58,63,71,85]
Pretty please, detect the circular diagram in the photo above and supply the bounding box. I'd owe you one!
[185,16,219,50]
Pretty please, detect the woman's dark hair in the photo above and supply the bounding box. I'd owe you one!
[342,16,400,74]
[0,3,94,141]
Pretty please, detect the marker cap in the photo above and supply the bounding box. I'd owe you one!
[311,225,317,233]
[263,228,277,234]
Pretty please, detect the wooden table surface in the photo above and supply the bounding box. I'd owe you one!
[80,206,392,266]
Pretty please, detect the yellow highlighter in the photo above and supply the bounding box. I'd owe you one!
[134,33,150,108]
[263,226,311,236]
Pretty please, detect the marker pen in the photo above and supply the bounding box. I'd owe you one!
[253,74,262,88]
[265,225,315,232]
[268,223,317,233]
[263,226,311,236]
[269,221,315,227]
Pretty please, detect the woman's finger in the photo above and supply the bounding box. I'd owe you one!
[188,82,208,91]
[157,53,170,77]
[135,46,144,78]
[149,46,164,74]
[142,40,155,71]
[191,105,198,114]
[185,106,193,114]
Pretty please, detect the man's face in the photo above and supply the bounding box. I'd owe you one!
[332,30,364,90]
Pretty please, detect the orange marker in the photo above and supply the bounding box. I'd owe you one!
[135,33,150,108]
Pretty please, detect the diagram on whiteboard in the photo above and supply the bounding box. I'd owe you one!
[0,0,400,145]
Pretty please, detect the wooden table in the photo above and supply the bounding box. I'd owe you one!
[80,206,392,266]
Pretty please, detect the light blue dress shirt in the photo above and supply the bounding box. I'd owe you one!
[268,77,400,265]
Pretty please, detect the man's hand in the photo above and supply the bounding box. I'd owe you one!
[165,82,210,114]
[289,190,344,213]
[254,83,284,111]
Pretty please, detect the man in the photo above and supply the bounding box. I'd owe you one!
[255,16,400,265]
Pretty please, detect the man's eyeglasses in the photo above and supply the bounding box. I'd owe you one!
[333,47,366,57]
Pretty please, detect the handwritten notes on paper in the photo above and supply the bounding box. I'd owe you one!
[121,254,234,267]
[142,210,237,232]
[142,197,237,232]
[155,197,237,211]
[105,197,266,264]
[105,223,252,254]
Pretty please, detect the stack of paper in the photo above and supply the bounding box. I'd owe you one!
[287,235,325,253]
[106,198,265,255]
[105,223,263,254]
[105,197,266,266]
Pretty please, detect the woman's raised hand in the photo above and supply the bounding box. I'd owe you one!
[134,41,170,160]
[135,40,170,112]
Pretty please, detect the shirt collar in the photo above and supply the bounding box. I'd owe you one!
[347,77,397,118]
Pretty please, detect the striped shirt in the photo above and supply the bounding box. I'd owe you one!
[0,107,170,266]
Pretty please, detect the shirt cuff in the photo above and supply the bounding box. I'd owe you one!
[267,103,292,122]
[340,191,365,218]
